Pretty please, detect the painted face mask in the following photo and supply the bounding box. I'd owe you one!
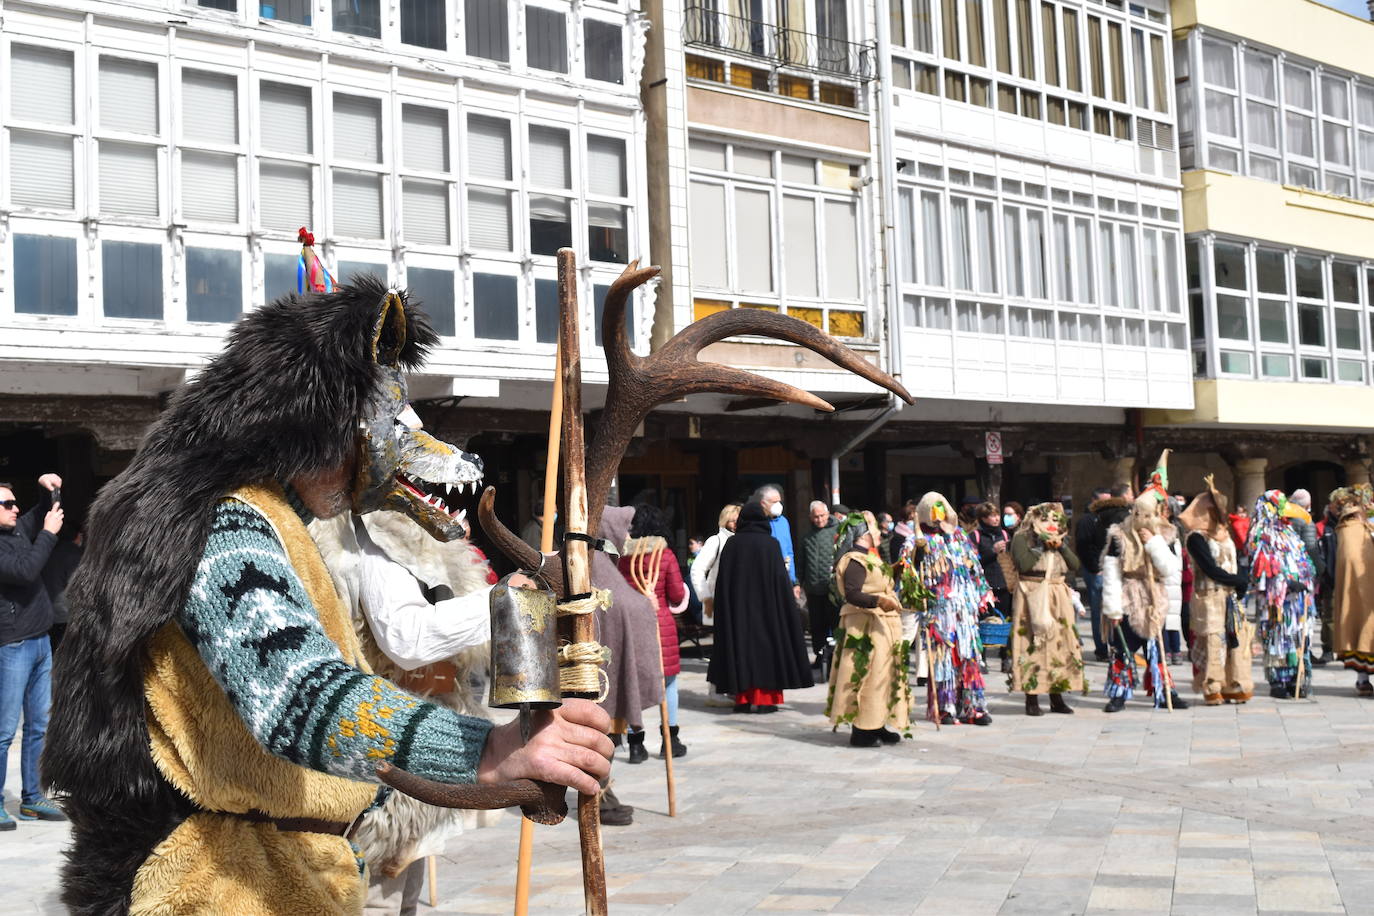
[351,292,485,542]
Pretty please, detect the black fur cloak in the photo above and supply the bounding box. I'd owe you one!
[42,276,437,916]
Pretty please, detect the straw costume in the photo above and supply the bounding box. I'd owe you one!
[1329,485,1374,694]
[902,493,994,726]
[1102,453,1186,711]
[826,511,912,745]
[1247,490,1317,699]
[1008,502,1086,714]
[1179,476,1253,705]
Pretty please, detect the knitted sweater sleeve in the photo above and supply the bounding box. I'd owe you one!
[178,499,493,785]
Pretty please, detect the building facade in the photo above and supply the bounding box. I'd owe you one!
[1147,0,1374,510]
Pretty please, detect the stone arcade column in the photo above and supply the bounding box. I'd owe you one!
[1233,457,1269,513]
[1110,456,1136,492]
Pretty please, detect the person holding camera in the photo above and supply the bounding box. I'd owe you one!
[0,473,67,829]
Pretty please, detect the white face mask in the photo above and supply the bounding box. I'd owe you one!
[769,501,784,518]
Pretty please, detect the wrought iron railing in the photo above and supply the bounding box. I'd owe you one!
[683,5,875,82]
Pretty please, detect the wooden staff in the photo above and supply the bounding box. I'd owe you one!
[512,341,564,916]
[627,541,678,816]
[428,856,439,908]
[556,249,608,916]
[1157,634,1173,711]
[923,622,940,731]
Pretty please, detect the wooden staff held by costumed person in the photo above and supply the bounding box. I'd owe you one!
[378,251,913,914]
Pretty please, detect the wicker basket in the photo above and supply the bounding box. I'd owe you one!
[979,614,1011,648]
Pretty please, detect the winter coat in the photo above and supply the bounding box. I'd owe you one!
[1289,517,1325,581]
[690,527,732,601]
[595,507,668,721]
[1102,527,1181,638]
[0,490,57,645]
[1081,497,1131,574]
[618,541,686,678]
[706,502,813,696]
[1161,537,1183,633]
[800,520,838,594]
[970,522,1009,591]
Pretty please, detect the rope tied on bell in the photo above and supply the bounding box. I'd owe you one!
[556,588,613,700]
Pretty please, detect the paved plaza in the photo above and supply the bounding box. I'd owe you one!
[6,643,1374,915]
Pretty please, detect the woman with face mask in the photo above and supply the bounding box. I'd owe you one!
[1002,502,1024,531]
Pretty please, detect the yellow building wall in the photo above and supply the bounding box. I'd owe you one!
[1182,170,1374,257]
[1145,378,1374,429]
[1173,0,1374,78]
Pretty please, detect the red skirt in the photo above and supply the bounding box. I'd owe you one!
[734,688,784,706]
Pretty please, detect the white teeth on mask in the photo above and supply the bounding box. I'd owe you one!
[456,509,467,522]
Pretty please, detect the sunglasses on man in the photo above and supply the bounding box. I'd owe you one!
[0,500,18,509]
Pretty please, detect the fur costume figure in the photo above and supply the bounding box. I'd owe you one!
[309,511,502,882]
[1008,503,1086,697]
[1180,476,1253,705]
[1328,485,1374,684]
[1246,490,1317,698]
[42,277,494,916]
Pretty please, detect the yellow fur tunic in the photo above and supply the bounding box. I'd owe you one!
[133,484,377,915]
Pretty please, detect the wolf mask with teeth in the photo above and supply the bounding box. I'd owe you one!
[43,275,479,916]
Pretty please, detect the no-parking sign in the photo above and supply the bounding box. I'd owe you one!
[986,431,1003,466]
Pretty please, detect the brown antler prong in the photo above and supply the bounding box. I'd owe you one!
[375,762,568,826]
[477,486,565,596]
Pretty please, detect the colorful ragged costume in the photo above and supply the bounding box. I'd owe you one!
[1008,503,1087,699]
[1247,490,1317,698]
[827,512,912,743]
[902,492,994,726]
[1180,476,1253,705]
[1329,485,1374,693]
[43,279,495,915]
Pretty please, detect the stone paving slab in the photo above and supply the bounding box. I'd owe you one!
[6,641,1374,914]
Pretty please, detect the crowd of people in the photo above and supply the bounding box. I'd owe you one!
[672,466,1374,749]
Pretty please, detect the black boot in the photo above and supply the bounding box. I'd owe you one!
[849,727,881,747]
[1025,695,1043,717]
[599,786,634,826]
[627,729,648,764]
[1104,695,1126,713]
[877,727,902,744]
[1049,693,1074,715]
[659,725,688,759]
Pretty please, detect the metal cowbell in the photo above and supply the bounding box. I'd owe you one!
[488,573,561,709]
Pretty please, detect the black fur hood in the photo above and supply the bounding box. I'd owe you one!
[43,276,435,915]
[1089,496,1133,514]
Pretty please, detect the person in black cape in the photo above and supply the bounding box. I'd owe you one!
[707,500,814,712]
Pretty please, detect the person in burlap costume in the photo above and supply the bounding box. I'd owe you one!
[1329,484,1374,696]
[1178,477,1253,705]
[1102,452,1188,712]
[826,511,911,747]
[1008,502,1086,716]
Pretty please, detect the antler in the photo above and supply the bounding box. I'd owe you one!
[375,762,568,825]
[586,261,914,532]
[477,486,565,595]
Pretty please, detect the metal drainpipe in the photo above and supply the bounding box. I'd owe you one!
[829,395,900,505]
[827,5,904,507]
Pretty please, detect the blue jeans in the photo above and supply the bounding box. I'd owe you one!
[0,635,52,804]
[664,674,679,727]
[1084,572,1106,655]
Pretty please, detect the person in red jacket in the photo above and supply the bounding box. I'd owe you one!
[618,504,689,763]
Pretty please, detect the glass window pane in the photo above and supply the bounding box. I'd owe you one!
[529,194,571,256]
[733,147,773,178]
[467,187,512,250]
[734,188,774,292]
[1256,248,1287,294]
[785,196,818,297]
[1216,294,1248,340]
[1298,303,1326,346]
[1285,64,1314,109]
[1119,224,1138,309]
[974,200,997,294]
[1333,261,1360,303]
[1335,309,1361,349]
[535,277,558,343]
[186,247,241,323]
[529,125,571,188]
[337,260,385,285]
[100,143,159,217]
[826,200,861,299]
[1338,359,1364,382]
[473,272,518,340]
[1244,50,1276,100]
[1295,255,1324,299]
[1258,299,1288,343]
[400,0,446,49]
[1213,241,1248,290]
[335,0,382,37]
[1323,121,1351,167]
[183,151,239,223]
[408,266,455,336]
[587,202,628,263]
[1322,75,1350,119]
[1003,206,1023,297]
[1301,356,1329,379]
[100,57,159,136]
[1285,112,1315,158]
[1219,350,1252,375]
[10,131,75,210]
[11,44,74,125]
[465,0,509,61]
[1261,353,1292,378]
[403,179,450,245]
[923,191,946,286]
[587,135,627,197]
[333,170,383,238]
[951,198,972,291]
[526,6,568,73]
[260,82,312,155]
[1053,213,1071,301]
[265,252,298,301]
[1142,229,1160,311]
[584,20,623,84]
[1026,210,1046,299]
[1246,100,1277,148]
[1359,85,1374,127]
[183,70,238,145]
[402,105,449,172]
[980,302,1003,334]
[467,115,512,181]
[689,181,728,288]
[1202,38,1235,88]
[14,234,78,316]
[102,240,162,319]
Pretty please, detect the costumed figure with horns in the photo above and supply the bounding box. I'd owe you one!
[1179,476,1253,705]
[1008,502,1086,716]
[1101,452,1188,712]
[1328,485,1374,696]
[1246,490,1317,699]
[40,278,614,915]
[902,492,994,726]
[826,511,912,747]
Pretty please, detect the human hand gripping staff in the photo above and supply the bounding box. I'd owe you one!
[380,251,913,915]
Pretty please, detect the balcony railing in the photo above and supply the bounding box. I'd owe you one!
[683,5,875,82]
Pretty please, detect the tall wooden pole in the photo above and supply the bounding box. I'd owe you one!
[557,249,608,915]
[513,342,564,916]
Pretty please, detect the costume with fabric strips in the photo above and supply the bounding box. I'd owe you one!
[1329,485,1374,693]
[43,278,501,916]
[1179,477,1253,705]
[1101,453,1182,709]
[309,511,504,910]
[902,493,993,726]
[1247,490,1317,698]
[826,511,912,741]
[1008,503,1086,697]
